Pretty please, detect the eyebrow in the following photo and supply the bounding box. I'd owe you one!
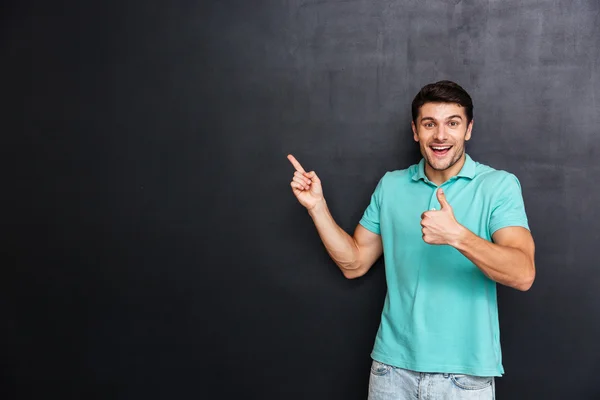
[420,115,463,122]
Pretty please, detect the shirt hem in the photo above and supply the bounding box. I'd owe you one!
[370,350,504,378]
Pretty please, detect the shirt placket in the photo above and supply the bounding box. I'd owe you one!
[427,177,457,211]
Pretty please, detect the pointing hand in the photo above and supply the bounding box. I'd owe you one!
[287,154,324,211]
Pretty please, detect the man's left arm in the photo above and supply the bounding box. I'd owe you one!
[451,226,536,291]
[421,184,536,291]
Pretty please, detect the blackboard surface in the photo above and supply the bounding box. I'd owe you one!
[4,1,600,399]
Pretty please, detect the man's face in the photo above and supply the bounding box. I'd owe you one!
[411,102,473,172]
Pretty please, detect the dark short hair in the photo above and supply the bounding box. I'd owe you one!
[411,80,473,124]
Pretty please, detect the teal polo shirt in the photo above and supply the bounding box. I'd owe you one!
[359,154,529,377]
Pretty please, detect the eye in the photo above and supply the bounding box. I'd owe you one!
[424,122,435,128]
[448,121,459,127]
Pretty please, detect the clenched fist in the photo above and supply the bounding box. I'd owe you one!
[421,188,464,246]
[287,154,324,210]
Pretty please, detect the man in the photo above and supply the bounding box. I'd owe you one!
[287,80,535,399]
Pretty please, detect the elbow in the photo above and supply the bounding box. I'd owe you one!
[341,264,367,279]
[515,265,536,292]
[515,279,533,292]
[338,252,367,279]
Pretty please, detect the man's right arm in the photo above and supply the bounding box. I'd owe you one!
[308,199,383,279]
[287,154,383,278]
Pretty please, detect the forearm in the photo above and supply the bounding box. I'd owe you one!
[452,227,535,291]
[307,199,360,270]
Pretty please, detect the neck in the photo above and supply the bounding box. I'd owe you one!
[425,153,466,185]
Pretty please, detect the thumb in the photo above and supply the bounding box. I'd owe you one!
[305,171,320,183]
[436,188,451,210]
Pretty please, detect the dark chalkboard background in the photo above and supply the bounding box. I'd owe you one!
[3,0,600,399]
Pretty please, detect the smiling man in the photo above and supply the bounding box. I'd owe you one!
[287,80,535,399]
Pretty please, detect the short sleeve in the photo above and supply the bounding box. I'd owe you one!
[359,173,386,235]
[489,173,530,236]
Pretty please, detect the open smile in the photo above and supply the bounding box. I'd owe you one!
[430,145,453,157]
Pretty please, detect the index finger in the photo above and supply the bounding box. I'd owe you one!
[287,154,306,173]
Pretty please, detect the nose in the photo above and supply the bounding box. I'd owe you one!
[433,125,448,141]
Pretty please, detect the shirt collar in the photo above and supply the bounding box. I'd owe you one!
[411,153,476,182]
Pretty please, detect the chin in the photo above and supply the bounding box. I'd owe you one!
[425,150,460,171]
[429,160,453,171]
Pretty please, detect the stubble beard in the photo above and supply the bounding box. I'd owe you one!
[425,144,464,171]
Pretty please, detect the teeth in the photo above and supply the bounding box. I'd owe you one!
[432,146,450,150]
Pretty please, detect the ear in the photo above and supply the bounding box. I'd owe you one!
[465,119,473,141]
[412,121,419,142]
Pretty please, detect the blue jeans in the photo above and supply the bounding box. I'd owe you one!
[368,360,496,400]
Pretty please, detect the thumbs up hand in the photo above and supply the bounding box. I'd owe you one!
[421,188,464,246]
